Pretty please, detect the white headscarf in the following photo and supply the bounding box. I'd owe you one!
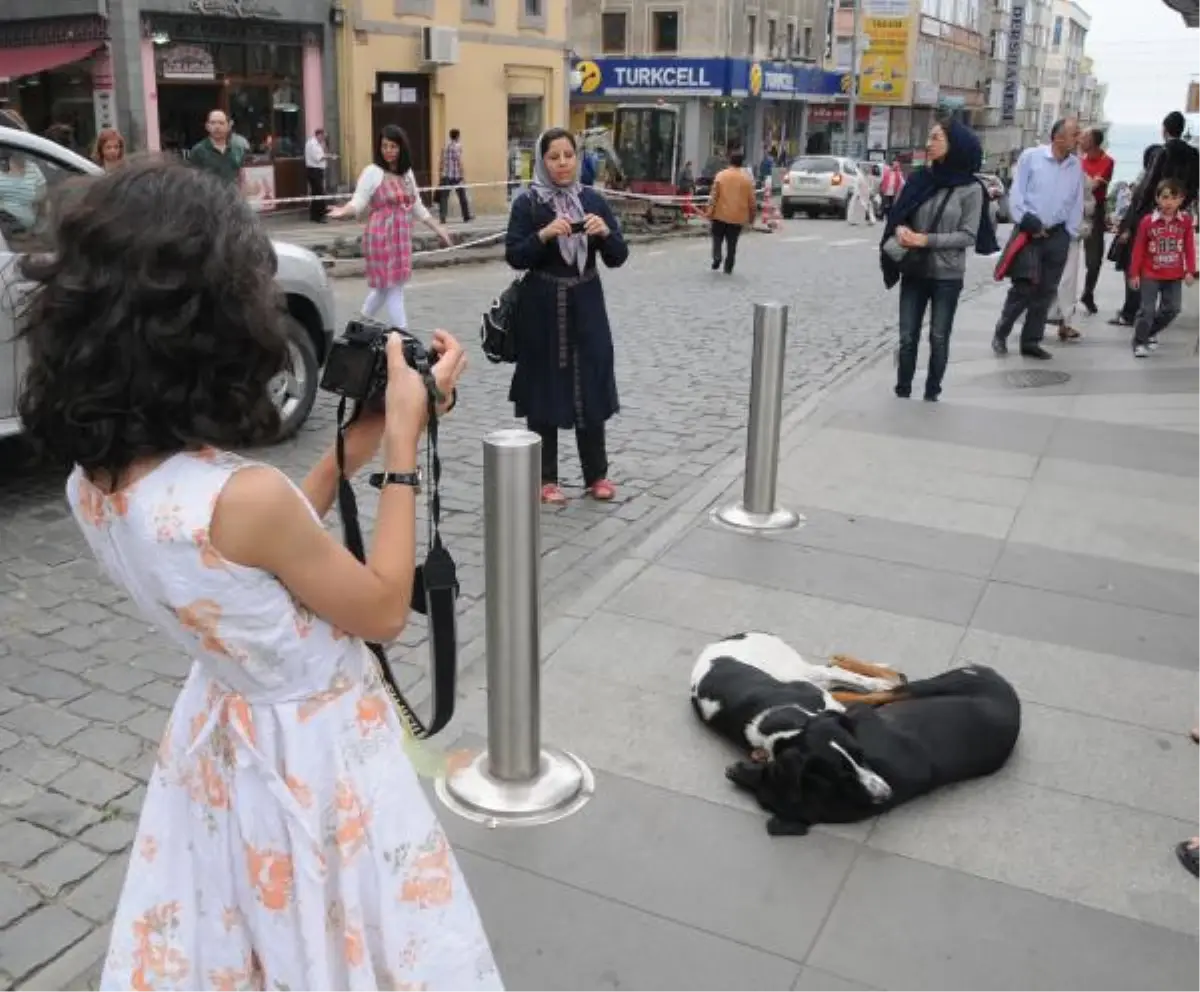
[529,129,588,274]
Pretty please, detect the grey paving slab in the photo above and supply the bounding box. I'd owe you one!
[867,775,1197,934]
[991,540,1199,616]
[970,580,1198,670]
[1034,456,1198,505]
[661,525,985,626]
[955,629,1199,734]
[603,565,965,678]
[791,966,877,991]
[456,852,803,992]
[1046,417,1199,478]
[808,848,1199,992]
[1013,703,1197,820]
[762,505,1003,579]
[443,768,860,962]
[824,401,1058,457]
[1069,365,1200,395]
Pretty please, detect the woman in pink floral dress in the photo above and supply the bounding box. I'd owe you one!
[15,158,500,990]
[328,125,451,330]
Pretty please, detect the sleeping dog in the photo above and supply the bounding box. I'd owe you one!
[690,631,907,769]
[691,632,1021,836]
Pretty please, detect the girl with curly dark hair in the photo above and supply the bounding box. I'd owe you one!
[17,158,497,991]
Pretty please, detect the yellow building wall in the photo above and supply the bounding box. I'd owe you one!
[338,0,567,215]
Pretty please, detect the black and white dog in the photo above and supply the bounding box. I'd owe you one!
[690,632,1022,836]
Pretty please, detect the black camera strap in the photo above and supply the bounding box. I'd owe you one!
[334,385,458,739]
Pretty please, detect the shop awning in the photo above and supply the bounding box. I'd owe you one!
[1161,0,1199,27]
[0,42,102,83]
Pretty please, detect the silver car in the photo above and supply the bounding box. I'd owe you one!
[0,126,335,442]
[780,155,861,219]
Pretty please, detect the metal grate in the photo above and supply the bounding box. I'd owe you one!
[1003,369,1072,389]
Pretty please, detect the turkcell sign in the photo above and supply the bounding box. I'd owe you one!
[590,58,728,97]
[1001,0,1025,125]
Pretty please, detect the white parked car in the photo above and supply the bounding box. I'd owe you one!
[0,125,336,442]
[780,155,862,219]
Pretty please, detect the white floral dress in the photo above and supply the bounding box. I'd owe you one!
[67,448,502,992]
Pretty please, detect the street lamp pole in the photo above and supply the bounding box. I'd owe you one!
[847,0,861,157]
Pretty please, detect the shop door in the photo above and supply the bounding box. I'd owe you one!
[371,74,432,206]
[158,83,225,155]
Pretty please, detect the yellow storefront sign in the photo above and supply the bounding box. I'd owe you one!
[858,16,911,106]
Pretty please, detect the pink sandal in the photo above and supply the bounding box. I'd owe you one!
[541,484,567,505]
[588,479,616,501]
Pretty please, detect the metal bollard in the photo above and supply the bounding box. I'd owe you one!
[436,429,594,827]
[714,302,803,532]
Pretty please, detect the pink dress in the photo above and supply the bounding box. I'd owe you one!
[68,448,501,991]
[363,175,417,290]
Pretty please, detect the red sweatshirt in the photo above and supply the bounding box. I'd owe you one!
[1130,211,1197,281]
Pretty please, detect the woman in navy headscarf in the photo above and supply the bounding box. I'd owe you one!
[880,118,998,401]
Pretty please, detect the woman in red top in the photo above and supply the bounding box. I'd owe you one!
[1128,177,1196,357]
[1077,128,1113,314]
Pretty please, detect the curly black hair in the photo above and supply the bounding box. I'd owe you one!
[16,156,288,484]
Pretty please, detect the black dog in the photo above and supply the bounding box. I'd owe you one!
[725,665,1022,836]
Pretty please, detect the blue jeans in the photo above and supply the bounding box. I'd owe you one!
[897,275,964,398]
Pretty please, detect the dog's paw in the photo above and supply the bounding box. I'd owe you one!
[725,760,763,791]
[766,815,810,837]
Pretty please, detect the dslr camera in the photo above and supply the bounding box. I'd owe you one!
[319,317,436,404]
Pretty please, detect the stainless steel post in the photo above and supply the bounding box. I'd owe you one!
[714,302,803,532]
[436,430,594,827]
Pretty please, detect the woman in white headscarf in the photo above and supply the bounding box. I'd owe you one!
[504,127,628,505]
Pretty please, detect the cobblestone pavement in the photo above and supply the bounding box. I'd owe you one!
[0,218,1005,988]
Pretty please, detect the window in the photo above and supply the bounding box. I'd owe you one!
[519,0,545,28]
[462,0,495,24]
[601,11,627,53]
[652,10,679,53]
[524,0,541,13]
[747,14,757,56]
[767,19,777,55]
[0,142,74,254]
[803,25,813,58]
[786,22,795,56]
[1051,16,1062,50]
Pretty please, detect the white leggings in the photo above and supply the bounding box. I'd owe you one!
[362,284,409,330]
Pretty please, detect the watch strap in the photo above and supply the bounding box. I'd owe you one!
[369,470,421,491]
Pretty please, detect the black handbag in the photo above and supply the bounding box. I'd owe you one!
[896,189,954,278]
[480,195,536,364]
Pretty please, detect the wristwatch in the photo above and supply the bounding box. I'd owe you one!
[369,468,422,492]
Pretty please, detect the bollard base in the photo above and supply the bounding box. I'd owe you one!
[435,747,595,828]
[712,501,803,532]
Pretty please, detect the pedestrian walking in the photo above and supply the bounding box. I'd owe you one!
[91,127,126,173]
[1109,144,1164,327]
[1109,111,1199,327]
[879,160,905,217]
[14,157,500,992]
[504,127,628,506]
[1128,177,1196,357]
[1077,127,1113,315]
[847,162,877,226]
[327,125,452,331]
[880,119,998,401]
[304,127,335,223]
[991,118,1084,360]
[706,150,758,274]
[189,109,244,187]
[437,128,473,223]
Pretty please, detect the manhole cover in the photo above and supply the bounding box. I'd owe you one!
[1004,369,1072,388]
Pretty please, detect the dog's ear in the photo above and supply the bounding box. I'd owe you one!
[766,815,810,837]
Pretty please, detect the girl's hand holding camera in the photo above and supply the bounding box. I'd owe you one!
[339,331,467,473]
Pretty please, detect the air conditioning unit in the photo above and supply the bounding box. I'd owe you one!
[422,26,459,65]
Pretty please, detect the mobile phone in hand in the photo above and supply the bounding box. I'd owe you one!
[569,219,587,234]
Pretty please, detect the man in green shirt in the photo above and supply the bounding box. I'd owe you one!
[189,109,244,185]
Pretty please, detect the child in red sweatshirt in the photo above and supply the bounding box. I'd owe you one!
[1129,177,1197,357]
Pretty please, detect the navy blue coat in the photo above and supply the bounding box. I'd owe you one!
[505,188,628,429]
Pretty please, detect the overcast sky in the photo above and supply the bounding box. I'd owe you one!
[1081,0,1197,124]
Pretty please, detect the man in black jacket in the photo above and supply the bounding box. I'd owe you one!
[1109,111,1199,326]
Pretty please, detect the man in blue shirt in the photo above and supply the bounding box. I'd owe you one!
[992,118,1084,359]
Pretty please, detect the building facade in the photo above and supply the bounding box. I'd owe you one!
[1038,0,1088,133]
[338,0,567,215]
[569,0,836,171]
[0,0,341,207]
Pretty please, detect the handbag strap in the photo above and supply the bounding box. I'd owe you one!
[913,188,955,236]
